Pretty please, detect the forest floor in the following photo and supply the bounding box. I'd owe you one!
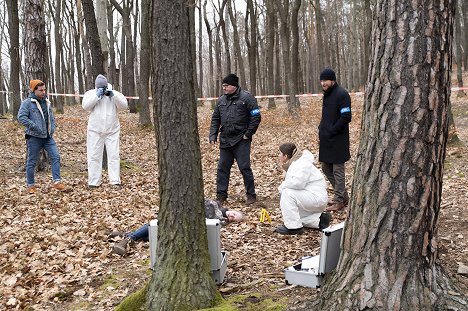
[0,91,467,310]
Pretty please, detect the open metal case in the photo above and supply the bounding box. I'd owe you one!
[284,222,345,288]
[149,218,228,285]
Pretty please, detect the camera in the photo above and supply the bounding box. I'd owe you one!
[104,90,111,96]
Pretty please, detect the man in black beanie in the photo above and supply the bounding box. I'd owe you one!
[318,68,351,212]
[209,73,261,205]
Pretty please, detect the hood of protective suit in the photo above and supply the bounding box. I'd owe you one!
[278,150,326,193]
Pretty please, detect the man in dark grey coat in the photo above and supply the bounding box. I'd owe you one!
[318,68,352,212]
[209,73,261,205]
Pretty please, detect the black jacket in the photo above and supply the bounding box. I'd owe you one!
[209,87,261,148]
[318,83,351,163]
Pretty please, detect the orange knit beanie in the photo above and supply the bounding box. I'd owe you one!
[29,79,43,91]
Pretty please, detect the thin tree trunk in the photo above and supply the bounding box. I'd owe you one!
[454,1,466,97]
[77,0,93,89]
[227,0,246,86]
[138,0,152,127]
[146,0,217,309]
[203,0,215,97]
[315,1,467,309]
[53,0,64,113]
[265,0,276,109]
[96,0,109,75]
[107,2,118,89]
[81,0,105,80]
[245,0,257,94]
[198,4,203,98]
[6,0,21,120]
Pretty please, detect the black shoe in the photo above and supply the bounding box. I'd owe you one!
[216,194,227,205]
[275,225,304,235]
[319,212,332,231]
[245,195,257,205]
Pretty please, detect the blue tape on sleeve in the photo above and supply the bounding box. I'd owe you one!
[250,108,260,116]
[340,107,351,114]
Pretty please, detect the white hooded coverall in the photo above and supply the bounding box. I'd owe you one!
[278,150,328,229]
[82,84,128,186]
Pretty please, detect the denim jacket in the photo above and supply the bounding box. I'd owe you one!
[18,95,56,138]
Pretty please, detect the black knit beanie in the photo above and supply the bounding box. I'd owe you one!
[319,68,336,81]
[222,73,239,87]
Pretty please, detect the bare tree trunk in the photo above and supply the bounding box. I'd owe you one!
[245,0,257,94]
[107,2,118,89]
[96,0,109,75]
[227,0,246,85]
[189,1,199,98]
[52,0,64,113]
[203,0,215,97]
[454,0,466,97]
[71,4,84,95]
[315,1,467,309]
[146,0,217,309]
[462,0,468,70]
[81,0,105,80]
[276,0,299,116]
[6,0,21,120]
[111,0,137,112]
[23,0,49,171]
[77,0,93,89]
[290,0,301,111]
[314,0,325,71]
[197,4,203,97]
[274,30,282,95]
[138,0,152,127]
[265,0,276,109]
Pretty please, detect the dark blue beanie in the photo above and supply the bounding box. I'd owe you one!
[320,68,336,81]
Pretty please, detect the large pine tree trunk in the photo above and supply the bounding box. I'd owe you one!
[146,0,217,309]
[315,1,467,310]
[23,0,49,171]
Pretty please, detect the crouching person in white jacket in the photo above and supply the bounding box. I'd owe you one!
[275,143,331,235]
[82,74,128,187]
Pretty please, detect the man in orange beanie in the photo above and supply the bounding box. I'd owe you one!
[17,80,66,194]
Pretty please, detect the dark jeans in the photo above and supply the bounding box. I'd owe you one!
[321,162,349,203]
[217,139,256,199]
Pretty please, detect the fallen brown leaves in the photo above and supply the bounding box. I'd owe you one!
[0,96,466,310]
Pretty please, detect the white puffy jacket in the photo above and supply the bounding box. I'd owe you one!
[278,150,327,196]
[82,84,128,133]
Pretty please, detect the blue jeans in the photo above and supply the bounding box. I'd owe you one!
[128,224,149,242]
[26,136,61,186]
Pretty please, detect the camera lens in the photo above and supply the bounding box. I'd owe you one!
[105,91,111,96]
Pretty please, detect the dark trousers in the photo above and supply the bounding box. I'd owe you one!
[321,162,349,203]
[217,139,256,199]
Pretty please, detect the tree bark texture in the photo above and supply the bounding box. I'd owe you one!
[245,0,257,94]
[23,0,49,85]
[6,0,21,119]
[316,1,467,310]
[146,0,217,310]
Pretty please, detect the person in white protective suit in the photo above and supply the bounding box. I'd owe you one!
[82,75,128,187]
[275,142,331,235]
